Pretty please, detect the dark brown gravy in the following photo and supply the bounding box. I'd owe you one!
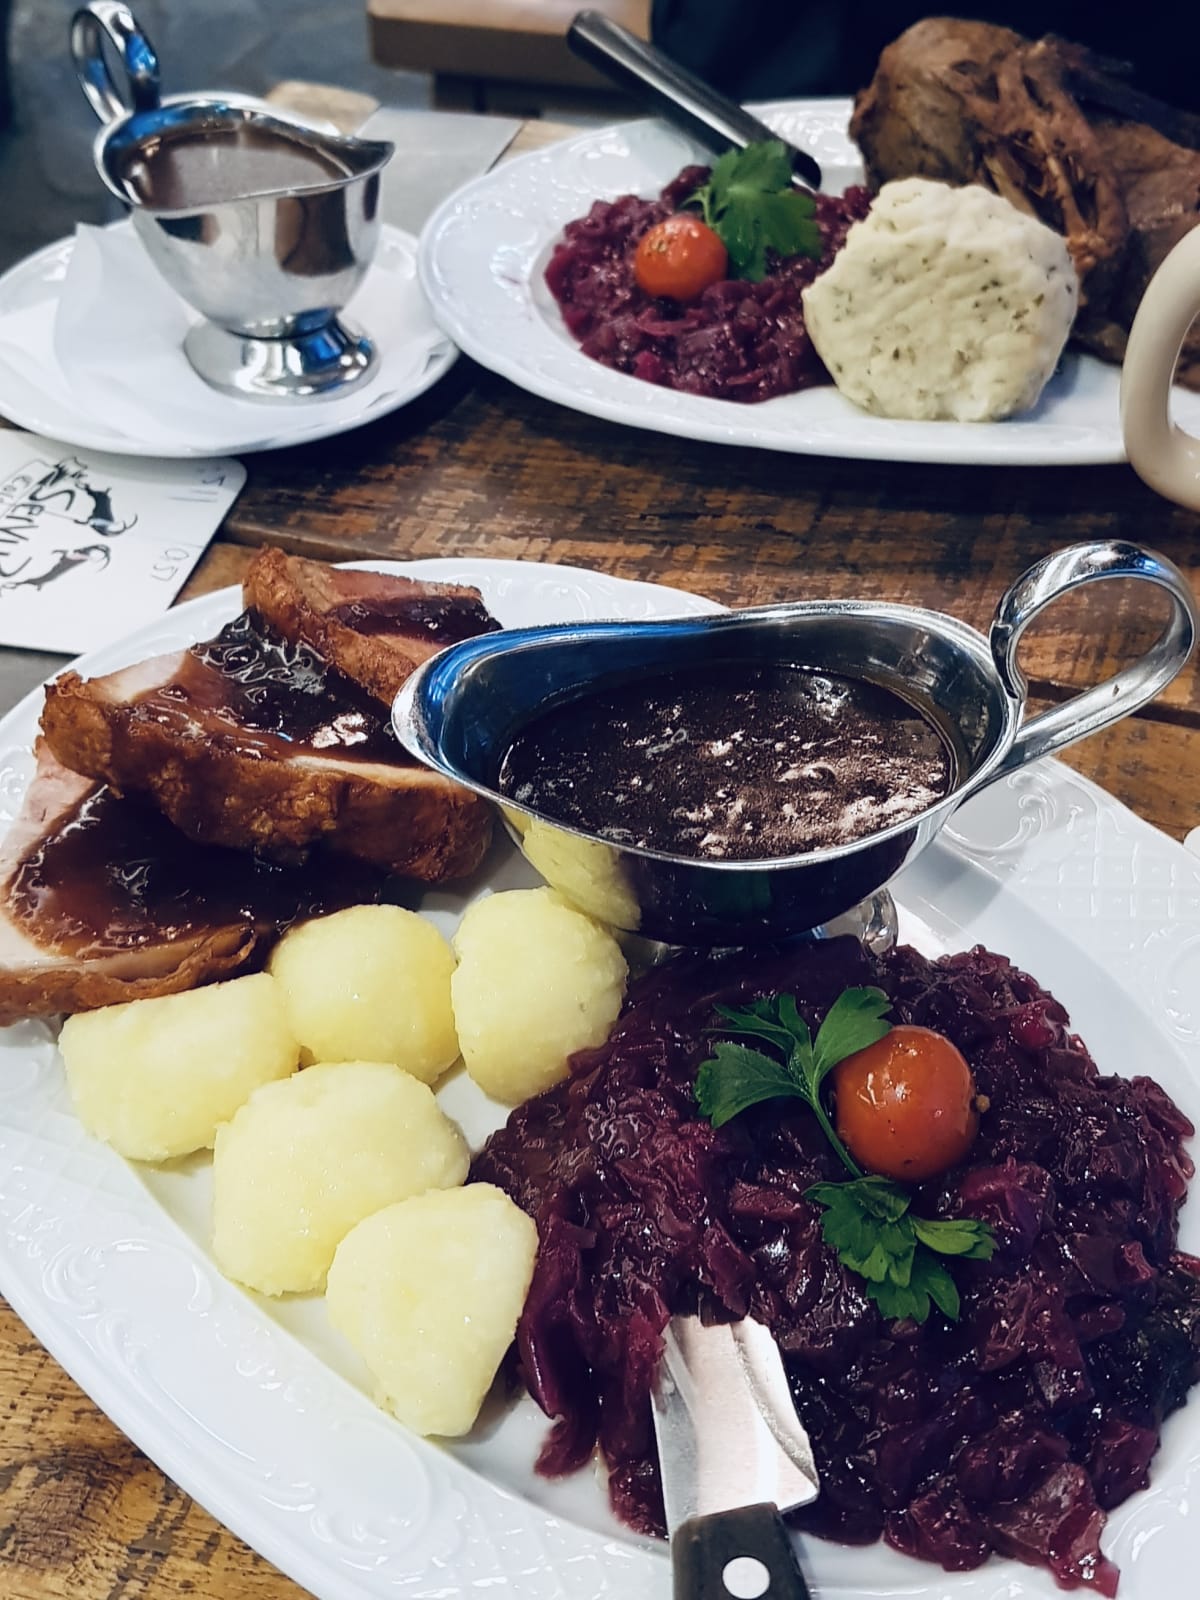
[135,612,400,765]
[120,124,346,211]
[497,664,955,860]
[326,593,501,645]
[9,785,376,957]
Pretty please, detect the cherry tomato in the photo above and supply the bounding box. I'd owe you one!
[634,214,728,302]
[832,1026,980,1183]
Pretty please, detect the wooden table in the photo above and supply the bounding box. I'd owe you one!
[1,116,1199,1600]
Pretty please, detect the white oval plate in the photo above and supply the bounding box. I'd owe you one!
[0,558,1198,1600]
[0,225,457,459]
[419,101,1200,466]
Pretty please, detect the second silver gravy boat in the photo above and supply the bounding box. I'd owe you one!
[394,541,1197,946]
[71,1,393,400]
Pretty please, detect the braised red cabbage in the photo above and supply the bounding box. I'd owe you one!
[543,166,870,403]
[472,938,1200,1594]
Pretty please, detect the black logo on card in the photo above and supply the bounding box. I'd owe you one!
[0,454,138,594]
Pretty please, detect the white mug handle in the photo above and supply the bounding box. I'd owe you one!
[1121,227,1200,510]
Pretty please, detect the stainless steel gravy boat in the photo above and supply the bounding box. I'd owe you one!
[393,542,1197,945]
[71,1,393,400]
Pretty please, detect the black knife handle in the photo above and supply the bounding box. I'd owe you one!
[671,1503,812,1600]
[566,11,823,191]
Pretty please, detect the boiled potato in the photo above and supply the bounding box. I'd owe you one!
[60,973,298,1162]
[268,905,458,1082]
[451,888,626,1105]
[212,1060,468,1296]
[518,816,640,931]
[326,1183,537,1437]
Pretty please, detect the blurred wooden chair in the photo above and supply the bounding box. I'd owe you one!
[368,0,651,117]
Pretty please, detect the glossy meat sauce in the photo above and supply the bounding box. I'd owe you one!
[9,784,374,955]
[138,611,399,763]
[326,591,499,644]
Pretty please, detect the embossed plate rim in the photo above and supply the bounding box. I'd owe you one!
[418,100,1200,467]
[0,558,1198,1600]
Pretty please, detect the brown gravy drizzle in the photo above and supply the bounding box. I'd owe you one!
[137,611,400,765]
[9,785,376,956]
[497,663,956,861]
[326,593,500,645]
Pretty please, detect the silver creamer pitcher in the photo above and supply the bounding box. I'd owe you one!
[71,1,394,400]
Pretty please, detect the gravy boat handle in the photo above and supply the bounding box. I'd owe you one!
[988,539,1197,780]
[71,1,161,126]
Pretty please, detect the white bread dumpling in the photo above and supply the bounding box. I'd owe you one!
[326,1183,538,1437]
[802,178,1078,421]
[60,972,298,1161]
[212,1060,468,1295]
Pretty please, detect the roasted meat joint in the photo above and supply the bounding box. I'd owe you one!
[851,19,1200,385]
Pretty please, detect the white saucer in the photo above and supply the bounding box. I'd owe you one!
[0,225,458,459]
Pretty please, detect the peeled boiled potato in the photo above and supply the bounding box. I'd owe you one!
[326,1183,538,1436]
[60,973,298,1162]
[268,905,458,1082]
[518,816,640,931]
[802,177,1078,421]
[212,1060,468,1296]
[451,887,627,1104]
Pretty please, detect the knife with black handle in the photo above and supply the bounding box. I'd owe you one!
[567,10,823,191]
[651,1316,818,1600]
[672,1503,812,1599]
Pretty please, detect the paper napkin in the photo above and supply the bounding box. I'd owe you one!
[0,431,244,654]
[0,220,449,458]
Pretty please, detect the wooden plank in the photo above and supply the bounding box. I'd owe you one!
[368,0,649,90]
[221,363,1200,723]
[0,1300,282,1600]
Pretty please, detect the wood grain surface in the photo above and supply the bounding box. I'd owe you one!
[1,112,1199,1600]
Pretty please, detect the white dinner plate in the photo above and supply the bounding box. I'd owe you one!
[0,558,1198,1600]
[418,101,1200,466]
[0,226,457,459]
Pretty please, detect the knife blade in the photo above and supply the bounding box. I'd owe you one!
[651,1315,818,1600]
[567,11,823,192]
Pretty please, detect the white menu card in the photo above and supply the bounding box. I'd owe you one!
[0,432,245,654]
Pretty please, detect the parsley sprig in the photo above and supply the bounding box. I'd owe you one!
[806,1177,994,1322]
[695,990,995,1324]
[687,141,822,282]
[697,988,889,1173]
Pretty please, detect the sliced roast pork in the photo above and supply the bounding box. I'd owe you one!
[39,557,497,880]
[244,548,500,707]
[0,742,375,1023]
